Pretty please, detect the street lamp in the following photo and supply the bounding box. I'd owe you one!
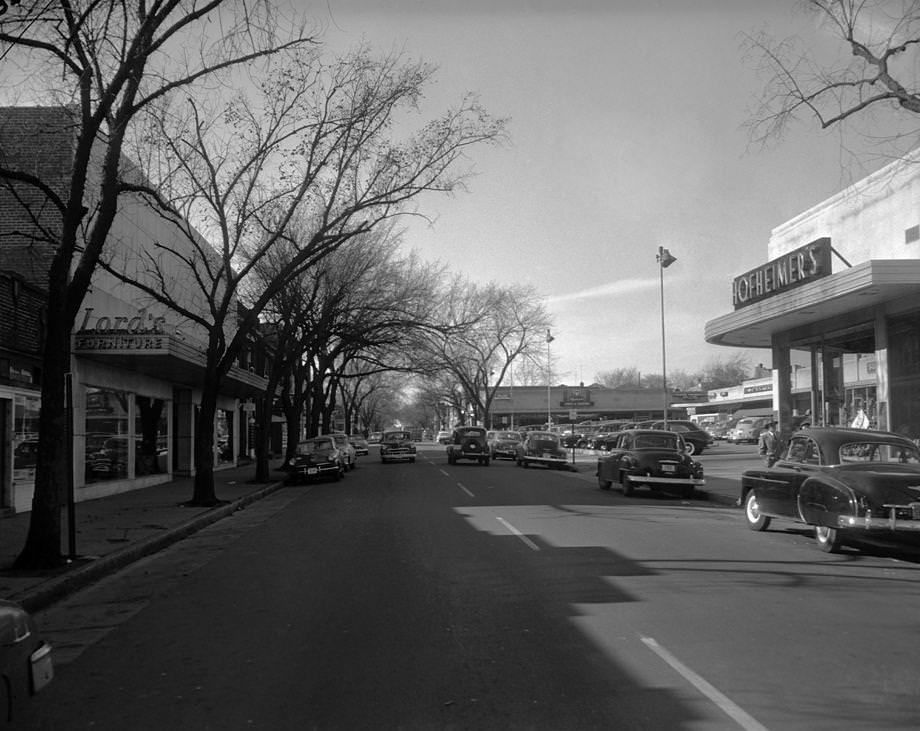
[546,328,554,428]
[657,246,677,428]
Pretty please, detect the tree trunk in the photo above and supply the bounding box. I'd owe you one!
[253,392,273,483]
[188,379,222,506]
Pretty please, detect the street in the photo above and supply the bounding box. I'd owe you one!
[18,443,920,729]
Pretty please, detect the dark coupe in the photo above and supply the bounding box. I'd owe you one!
[515,431,568,469]
[487,430,522,460]
[287,436,346,484]
[596,429,705,497]
[741,427,920,553]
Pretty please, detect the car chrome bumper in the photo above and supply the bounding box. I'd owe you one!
[625,475,706,486]
[837,511,920,532]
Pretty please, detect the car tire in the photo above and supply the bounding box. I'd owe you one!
[410,457,416,463]
[815,525,844,553]
[744,491,771,531]
[598,475,612,490]
[684,441,697,456]
[521,460,528,468]
[620,472,634,496]
[484,457,490,466]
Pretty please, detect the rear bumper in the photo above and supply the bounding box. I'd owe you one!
[625,475,706,486]
[836,510,920,532]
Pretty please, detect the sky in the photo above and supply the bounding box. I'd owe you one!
[316,1,886,386]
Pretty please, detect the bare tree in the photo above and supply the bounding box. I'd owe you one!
[98,46,506,506]
[744,0,920,154]
[0,1,316,569]
[596,367,642,389]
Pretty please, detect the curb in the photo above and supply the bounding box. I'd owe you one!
[15,480,287,614]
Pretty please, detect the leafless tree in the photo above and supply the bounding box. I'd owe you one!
[744,0,920,156]
[98,45,506,506]
[0,1,316,569]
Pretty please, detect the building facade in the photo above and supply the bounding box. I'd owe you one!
[1,107,269,513]
[706,151,920,439]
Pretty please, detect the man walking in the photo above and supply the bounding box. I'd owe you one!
[757,421,779,467]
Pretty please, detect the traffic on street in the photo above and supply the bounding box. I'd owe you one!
[17,440,920,730]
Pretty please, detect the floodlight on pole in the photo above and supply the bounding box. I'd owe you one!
[657,246,676,428]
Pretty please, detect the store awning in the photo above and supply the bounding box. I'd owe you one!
[705,260,920,348]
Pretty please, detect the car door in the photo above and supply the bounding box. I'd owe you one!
[756,435,821,517]
[598,433,622,481]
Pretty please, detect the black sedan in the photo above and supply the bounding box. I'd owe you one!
[741,427,920,553]
[286,436,346,484]
[596,429,705,497]
[515,431,568,469]
[487,430,522,460]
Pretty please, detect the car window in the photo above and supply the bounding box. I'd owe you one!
[839,441,920,464]
[785,436,818,464]
[635,434,679,450]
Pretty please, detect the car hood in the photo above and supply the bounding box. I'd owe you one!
[829,463,920,504]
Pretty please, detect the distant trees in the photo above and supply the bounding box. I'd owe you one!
[744,0,920,153]
[595,353,752,392]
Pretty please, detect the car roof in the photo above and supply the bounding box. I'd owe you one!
[794,426,916,448]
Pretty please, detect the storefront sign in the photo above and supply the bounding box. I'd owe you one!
[75,332,167,351]
[74,307,172,351]
[733,237,831,309]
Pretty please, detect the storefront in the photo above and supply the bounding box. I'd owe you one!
[706,153,920,440]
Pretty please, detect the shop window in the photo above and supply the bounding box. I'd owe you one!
[216,408,234,465]
[84,386,129,483]
[12,394,40,487]
[135,396,168,476]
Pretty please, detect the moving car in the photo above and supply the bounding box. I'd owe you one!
[0,599,53,723]
[367,432,383,445]
[436,430,452,445]
[331,433,357,470]
[380,430,417,463]
[596,428,705,497]
[515,431,568,469]
[349,435,369,456]
[487,430,522,460]
[446,426,490,465]
[287,436,346,483]
[741,427,920,553]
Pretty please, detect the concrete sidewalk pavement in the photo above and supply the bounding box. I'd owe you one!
[0,460,288,613]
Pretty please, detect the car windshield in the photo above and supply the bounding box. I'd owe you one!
[494,431,521,441]
[529,433,559,444]
[457,429,484,438]
[635,434,680,450]
[838,441,920,465]
[384,432,410,443]
[297,439,334,455]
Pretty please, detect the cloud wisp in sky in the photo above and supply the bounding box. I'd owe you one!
[546,277,657,305]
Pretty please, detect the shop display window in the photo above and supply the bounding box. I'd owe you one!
[84,386,130,483]
[136,396,168,476]
[216,408,234,465]
[12,394,40,486]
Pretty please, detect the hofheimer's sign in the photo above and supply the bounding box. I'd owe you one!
[733,237,831,309]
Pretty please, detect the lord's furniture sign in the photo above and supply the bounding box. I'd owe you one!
[733,237,831,309]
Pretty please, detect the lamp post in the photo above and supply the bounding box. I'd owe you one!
[546,329,555,428]
[657,246,677,428]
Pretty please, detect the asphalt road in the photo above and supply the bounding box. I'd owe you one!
[19,444,920,729]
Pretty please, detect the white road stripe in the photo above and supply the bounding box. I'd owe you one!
[439,469,449,476]
[456,482,475,498]
[495,516,541,551]
[640,636,769,731]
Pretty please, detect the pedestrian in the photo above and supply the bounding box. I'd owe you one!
[757,421,779,467]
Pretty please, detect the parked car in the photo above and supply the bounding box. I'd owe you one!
[380,430,417,463]
[0,599,53,723]
[367,432,383,445]
[708,418,738,441]
[596,429,705,497]
[446,426,490,465]
[331,433,357,470]
[727,417,770,444]
[436,430,452,445]
[740,427,920,553]
[349,435,369,456]
[487,430,522,460]
[515,431,568,469]
[637,420,713,455]
[287,436,346,483]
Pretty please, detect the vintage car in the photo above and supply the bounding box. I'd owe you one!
[287,436,346,483]
[349,435,369,456]
[741,427,920,552]
[446,426,490,465]
[487,430,522,460]
[0,599,53,723]
[596,429,705,497]
[367,432,383,445]
[515,431,568,469]
[380,430,417,463]
[436,430,452,445]
[727,417,770,444]
[331,433,357,470]
[634,420,713,455]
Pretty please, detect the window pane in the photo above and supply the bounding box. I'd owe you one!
[85,386,129,483]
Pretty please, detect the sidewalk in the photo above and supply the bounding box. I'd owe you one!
[0,452,741,615]
[0,460,288,613]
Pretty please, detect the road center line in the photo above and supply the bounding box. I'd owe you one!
[495,516,540,551]
[456,482,475,498]
[640,636,768,731]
